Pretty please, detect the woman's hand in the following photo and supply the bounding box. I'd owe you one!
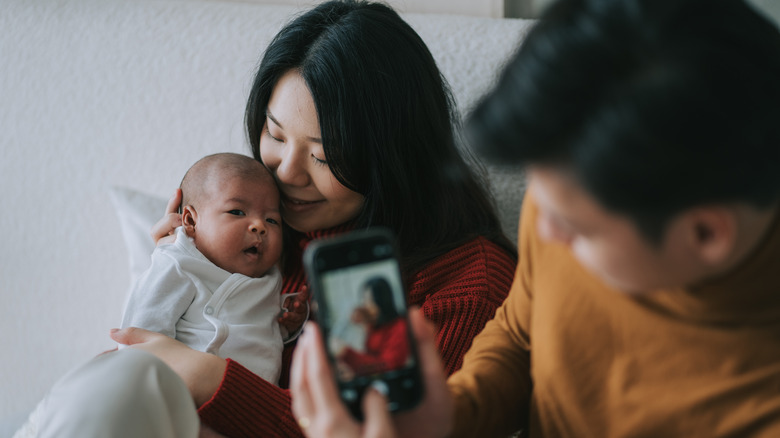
[111,327,227,407]
[290,307,453,438]
[150,188,183,245]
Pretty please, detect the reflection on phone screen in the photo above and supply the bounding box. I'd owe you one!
[322,261,413,382]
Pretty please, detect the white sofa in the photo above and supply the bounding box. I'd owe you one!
[0,0,532,432]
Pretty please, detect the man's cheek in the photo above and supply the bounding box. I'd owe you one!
[571,243,607,279]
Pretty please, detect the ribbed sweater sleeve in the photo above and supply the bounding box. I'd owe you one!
[410,238,517,375]
[198,359,300,438]
[198,235,516,437]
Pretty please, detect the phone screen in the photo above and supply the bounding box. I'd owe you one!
[320,257,414,382]
[305,228,422,417]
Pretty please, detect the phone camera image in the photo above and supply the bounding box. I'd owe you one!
[329,275,411,382]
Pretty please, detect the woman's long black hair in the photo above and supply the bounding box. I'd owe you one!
[362,276,399,327]
[246,0,515,272]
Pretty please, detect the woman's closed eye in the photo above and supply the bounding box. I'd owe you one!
[311,155,327,166]
[267,131,284,143]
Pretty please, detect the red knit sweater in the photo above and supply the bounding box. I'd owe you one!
[339,317,410,376]
[198,228,516,437]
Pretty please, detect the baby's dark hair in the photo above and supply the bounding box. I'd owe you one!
[180,152,274,209]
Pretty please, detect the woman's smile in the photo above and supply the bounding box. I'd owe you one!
[280,193,324,213]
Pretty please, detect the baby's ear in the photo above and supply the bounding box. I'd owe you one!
[181,205,197,237]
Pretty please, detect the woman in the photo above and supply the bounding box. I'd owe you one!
[333,277,410,379]
[153,2,515,434]
[146,1,515,435]
[36,1,516,437]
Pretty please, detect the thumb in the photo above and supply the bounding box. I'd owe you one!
[362,383,396,438]
[408,307,441,380]
[110,327,154,345]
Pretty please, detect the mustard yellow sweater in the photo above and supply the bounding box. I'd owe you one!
[449,193,780,437]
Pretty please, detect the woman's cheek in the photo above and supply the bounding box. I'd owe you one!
[257,150,274,172]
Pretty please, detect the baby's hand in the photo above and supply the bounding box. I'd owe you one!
[279,286,310,335]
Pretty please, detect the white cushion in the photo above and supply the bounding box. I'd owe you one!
[108,186,168,285]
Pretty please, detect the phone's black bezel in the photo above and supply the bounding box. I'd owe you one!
[303,227,424,420]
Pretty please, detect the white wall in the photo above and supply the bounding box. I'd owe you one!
[234,0,780,21]
[239,0,510,18]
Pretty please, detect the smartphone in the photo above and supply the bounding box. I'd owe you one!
[303,227,423,420]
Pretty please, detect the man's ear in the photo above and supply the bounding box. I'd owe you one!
[680,207,737,266]
[181,205,197,238]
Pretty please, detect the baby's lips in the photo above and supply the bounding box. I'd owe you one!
[244,240,264,254]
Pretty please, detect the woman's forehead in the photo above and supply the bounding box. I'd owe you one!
[267,71,320,137]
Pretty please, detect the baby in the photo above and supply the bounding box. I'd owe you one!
[120,152,305,383]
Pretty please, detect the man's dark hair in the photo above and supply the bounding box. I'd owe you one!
[469,0,780,242]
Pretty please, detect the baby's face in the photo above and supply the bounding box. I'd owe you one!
[192,174,282,278]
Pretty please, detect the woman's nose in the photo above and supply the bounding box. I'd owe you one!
[274,144,310,187]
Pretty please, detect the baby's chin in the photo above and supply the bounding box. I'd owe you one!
[221,262,262,278]
[238,263,276,279]
[234,249,275,278]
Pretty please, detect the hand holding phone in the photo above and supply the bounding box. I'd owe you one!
[290,308,454,438]
[303,228,424,420]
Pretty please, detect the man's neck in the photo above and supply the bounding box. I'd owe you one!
[722,203,779,274]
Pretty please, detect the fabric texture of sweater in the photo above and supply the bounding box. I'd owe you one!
[448,193,780,437]
[197,226,517,437]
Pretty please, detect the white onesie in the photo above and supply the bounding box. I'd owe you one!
[121,226,285,384]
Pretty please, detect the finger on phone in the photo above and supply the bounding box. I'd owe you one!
[394,307,454,438]
[302,324,341,409]
[362,385,396,438]
[408,307,441,378]
[291,326,315,421]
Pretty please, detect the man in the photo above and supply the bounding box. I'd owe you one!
[290,0,780,436]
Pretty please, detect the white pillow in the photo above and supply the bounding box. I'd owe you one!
[108,186,168,284]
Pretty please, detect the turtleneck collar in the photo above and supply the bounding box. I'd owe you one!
[290,222,357,254]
